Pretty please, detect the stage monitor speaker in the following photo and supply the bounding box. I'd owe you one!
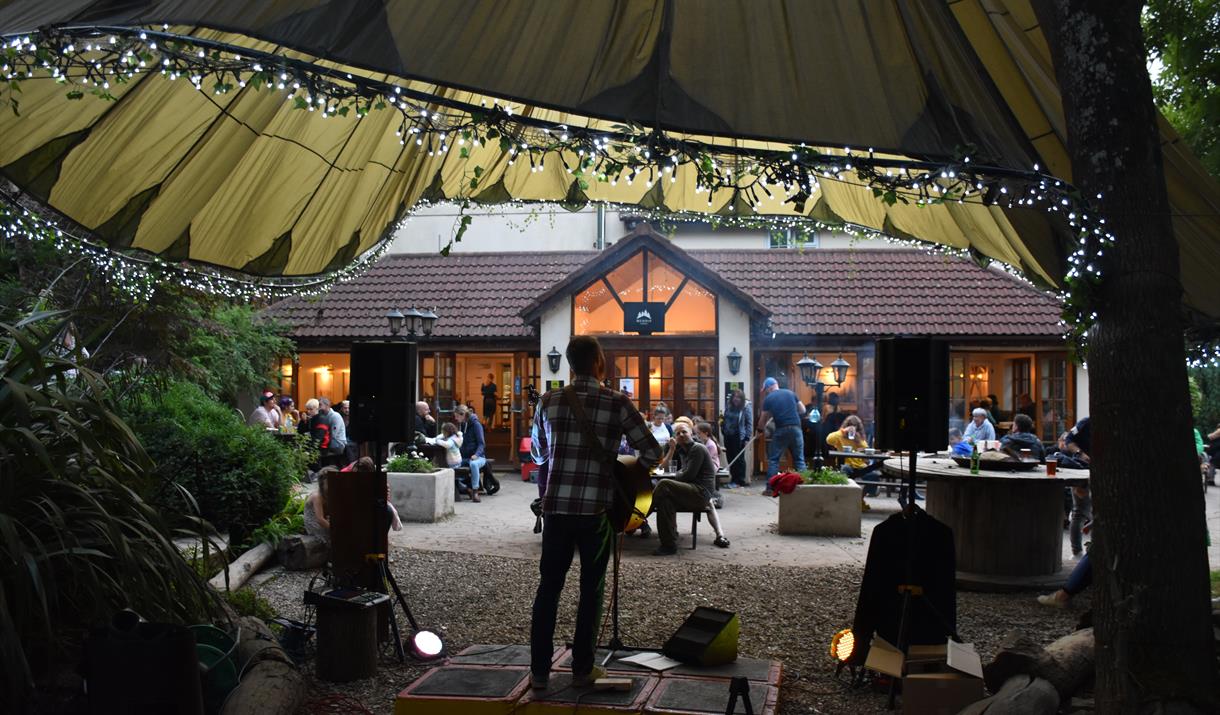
[327,469,389,592]
[875,338,949,452]
[349,342,415,443]
[662,607,739,666]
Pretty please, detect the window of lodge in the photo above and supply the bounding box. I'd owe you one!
[573,249,716,335]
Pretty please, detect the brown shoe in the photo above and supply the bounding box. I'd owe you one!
[469,488,481,503]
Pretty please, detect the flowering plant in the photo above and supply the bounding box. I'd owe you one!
[386,451,437,473]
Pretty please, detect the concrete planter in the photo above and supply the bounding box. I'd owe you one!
[388,468,454,523]
[777,479,862,536]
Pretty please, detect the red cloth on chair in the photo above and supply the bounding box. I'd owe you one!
[767,472,803,496]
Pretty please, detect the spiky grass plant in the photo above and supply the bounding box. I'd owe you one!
[0,315,217,711]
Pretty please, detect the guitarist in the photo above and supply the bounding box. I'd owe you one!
[529,336,661,691]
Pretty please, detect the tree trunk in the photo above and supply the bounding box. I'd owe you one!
[1033,1,1219,711]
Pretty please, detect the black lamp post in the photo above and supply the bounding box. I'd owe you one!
[727,347,742,376]
[797,351,851,469]
[546,346,563,375]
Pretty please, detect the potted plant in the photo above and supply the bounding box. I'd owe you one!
[777,467,863,536]
[385,450,453,522]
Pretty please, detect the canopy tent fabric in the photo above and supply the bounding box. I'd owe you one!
[0,0,1216,318]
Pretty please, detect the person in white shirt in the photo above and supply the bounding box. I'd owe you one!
[963,407,996,443]
[248,393,277,428]
[649,408,673,449]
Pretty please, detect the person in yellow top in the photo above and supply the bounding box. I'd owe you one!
[826,415,882,494]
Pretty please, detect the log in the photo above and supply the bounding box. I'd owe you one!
[208,542,275,592]
[983,629,1094,700]
[959,675,1059,715]
[219,617,305,715]
[277,534,329,571]
[1043,628,1094,698]
[983,633,1059,693]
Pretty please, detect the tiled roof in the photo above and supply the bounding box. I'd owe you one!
[266,252,593,340]
[267,244,1063,340]
[696,249,1063,337]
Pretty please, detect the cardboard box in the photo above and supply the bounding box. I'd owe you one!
[864,638,985,715]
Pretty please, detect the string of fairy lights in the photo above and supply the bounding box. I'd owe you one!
[0,23,1188,360]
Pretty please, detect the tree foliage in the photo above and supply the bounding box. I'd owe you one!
[1191,367,1220,430]
[0,237,293,404]
[1144,0,1220,178]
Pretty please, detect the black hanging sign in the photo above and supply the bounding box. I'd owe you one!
[623,301,667,334]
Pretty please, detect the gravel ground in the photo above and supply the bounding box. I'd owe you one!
[253,546,1088,714]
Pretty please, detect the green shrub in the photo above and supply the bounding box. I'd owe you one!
[222,589,277,621]
[251,494,306,546]
[122,380,313,547]
[386,453,437,473]
[800,467,850,485]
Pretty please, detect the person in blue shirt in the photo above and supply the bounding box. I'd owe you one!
[757,376,807,482]
[454,404,487,501]
[963,407,996,443]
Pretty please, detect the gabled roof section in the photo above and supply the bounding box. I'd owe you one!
[518,226,771,323]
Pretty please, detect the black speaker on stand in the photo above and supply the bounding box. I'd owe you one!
[874,338,949,453]
[349,341,416,445]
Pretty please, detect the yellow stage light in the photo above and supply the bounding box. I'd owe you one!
[829,628,855,663]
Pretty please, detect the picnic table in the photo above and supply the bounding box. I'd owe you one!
[882,455,1089,589]
[825,450,895,493]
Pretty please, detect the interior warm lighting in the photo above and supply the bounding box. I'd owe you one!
[409,630,445,661]
[829,628,855,662]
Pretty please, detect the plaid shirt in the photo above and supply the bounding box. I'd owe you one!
[532,375,661,516]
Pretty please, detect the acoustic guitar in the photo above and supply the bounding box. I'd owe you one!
[609,454,654,533]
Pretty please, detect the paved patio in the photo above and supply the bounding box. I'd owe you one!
[389,470,1220,573]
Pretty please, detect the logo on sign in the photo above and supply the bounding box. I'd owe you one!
[623,302,666,334]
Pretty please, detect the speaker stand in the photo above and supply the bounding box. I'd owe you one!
[885,431,959,710]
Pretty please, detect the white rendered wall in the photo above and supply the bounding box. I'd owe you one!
[538,301,573,382]
[718,302,752,406]
[1076,363,1090,422]
[718,301,753,480]
[390,203,885,254]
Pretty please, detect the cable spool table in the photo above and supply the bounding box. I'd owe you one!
[882,456,1089,590]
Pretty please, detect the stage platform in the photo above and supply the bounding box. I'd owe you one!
[395,644,783,715]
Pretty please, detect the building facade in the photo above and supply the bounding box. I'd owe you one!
[268,226,1084,465]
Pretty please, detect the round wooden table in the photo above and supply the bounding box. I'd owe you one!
[882,456,1089,589]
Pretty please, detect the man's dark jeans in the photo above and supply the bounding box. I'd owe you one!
[530,513,613,680]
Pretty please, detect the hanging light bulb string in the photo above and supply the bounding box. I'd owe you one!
[0,24,1117,347]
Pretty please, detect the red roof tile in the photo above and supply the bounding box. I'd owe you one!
[267,243,1063,341]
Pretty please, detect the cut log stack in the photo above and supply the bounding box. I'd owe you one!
[962,628,1095,714]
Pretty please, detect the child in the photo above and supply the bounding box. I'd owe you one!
[429,422,477,501]
[304,467,334,542]
[428,422,464,468]
[695,422,722,471]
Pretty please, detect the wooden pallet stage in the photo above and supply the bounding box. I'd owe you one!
[395,644,783,715]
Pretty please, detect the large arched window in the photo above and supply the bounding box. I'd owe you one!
[573,250,716,335]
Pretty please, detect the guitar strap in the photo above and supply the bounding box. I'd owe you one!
[561,385,637,518]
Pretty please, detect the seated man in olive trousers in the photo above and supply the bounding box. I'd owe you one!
[650,422,717,556]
